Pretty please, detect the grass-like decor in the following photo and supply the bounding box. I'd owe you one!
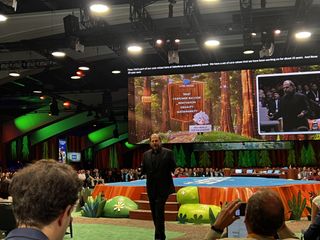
[63,223,184,240]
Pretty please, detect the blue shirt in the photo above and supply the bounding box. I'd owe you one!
[6,228,49,240]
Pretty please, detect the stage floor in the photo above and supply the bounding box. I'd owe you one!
[92,177,320,219]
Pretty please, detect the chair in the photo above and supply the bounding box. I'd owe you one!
[259,107,281,132]
[0,203,16,235]
[65,220,73,238]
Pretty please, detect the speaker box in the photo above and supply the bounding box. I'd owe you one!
[63,15,79,36]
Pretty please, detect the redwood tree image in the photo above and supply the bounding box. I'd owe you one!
[241,70,256,137]
[142,76,152,139]
[220,71,234,132]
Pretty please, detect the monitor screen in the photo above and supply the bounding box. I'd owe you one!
[274,170,281,174]
[67,152,81,162]
[235,169,243,174]
[128,55,320,144]
[267,169,274,174]
[246,169,253,174]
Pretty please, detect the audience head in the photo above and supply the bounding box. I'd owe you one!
[0,178,11,199]
[245,189,284,237]
[9,159,82,239]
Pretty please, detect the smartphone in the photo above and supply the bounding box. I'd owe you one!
[235,202,246,216]
[228,203,247,238]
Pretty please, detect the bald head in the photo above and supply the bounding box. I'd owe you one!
[245,189,284,236]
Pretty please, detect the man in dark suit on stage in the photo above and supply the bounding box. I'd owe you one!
[142,133,176,240]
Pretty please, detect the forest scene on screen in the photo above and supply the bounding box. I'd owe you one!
[128,65,320,144]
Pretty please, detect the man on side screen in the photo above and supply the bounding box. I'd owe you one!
[141,133,176,240]
[271,80,310,131]
[6,159,82,240]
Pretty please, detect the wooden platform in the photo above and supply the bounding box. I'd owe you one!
[129,193,179,221]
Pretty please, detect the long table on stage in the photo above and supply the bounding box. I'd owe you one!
[92,177,320,219]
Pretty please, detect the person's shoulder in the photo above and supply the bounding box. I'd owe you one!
[295,92,307,98]
[143,149,152,155]
[162,147,172,153]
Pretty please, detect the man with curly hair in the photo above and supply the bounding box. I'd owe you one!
[6,159,82,240]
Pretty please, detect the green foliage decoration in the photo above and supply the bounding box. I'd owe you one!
[176,145,186,167]
[306,143,316,166]
[209,208,216,225]
[224,151,234,168]
[189,214,203,224]
[300,145,307,166]
[199,151,210,167]
[190,152,197,167]
[287,150,296,167]
[288,191,306,220]
[81,193,106,218]
[259,150,271,167]
[177,213,187,224]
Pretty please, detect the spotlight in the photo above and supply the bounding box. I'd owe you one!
[0,14,8,22]
[63,101,71,109]
[295,31,311,40]
[156,39,163,45]
[9,72,20,77]
[51,51,66,57]
[78,66,90,71]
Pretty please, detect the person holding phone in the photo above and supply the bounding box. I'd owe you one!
[205,189,298,240]
[304,195,320,239]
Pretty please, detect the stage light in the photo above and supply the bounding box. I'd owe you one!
[51,51,66,57]
[295,31,311,39]
[9,72,20,77]
[63,101,71,108]
[78,66,90,71]
[156,39,163,45]
[90,3,110,13]
[243,49,254,55]
[127,45,142,54]
[33,90,42,94]
[76,70,85,77]
[274,29,281,35]
[71,75,81,79]
[251,32,257,37]
[40,96,46,100]
[174,39,180,43]
[204,39,220,48]
[0,14,8,22]
[112,70,121,74]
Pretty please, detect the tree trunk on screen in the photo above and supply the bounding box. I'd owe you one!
[282,67,299,73]
[236,105,242,134]
[142,77,152,139]
[220,71,234,132]
[161,76,169,132]
[241,70,255,137]
[128,78,137,142]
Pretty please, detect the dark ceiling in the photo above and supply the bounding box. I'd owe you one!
[0,0,319,122]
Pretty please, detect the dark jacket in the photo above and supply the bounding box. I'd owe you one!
[6,228,49,240]
[141,147,176,199]
[304,211,320,240]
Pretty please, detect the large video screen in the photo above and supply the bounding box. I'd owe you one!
[128,56,320,144]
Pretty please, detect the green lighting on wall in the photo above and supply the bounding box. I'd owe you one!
[14,113,53,132]
[125,141,137,150]
[88,122,127,144]
[30,112,95,145]
[95,133,128,151]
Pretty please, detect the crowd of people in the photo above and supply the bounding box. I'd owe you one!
[1,134,320,239]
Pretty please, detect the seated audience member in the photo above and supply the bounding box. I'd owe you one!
[6,159,82,240]
[0,178,12,203]
[205,189,298,240]
[304,195,320,240]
